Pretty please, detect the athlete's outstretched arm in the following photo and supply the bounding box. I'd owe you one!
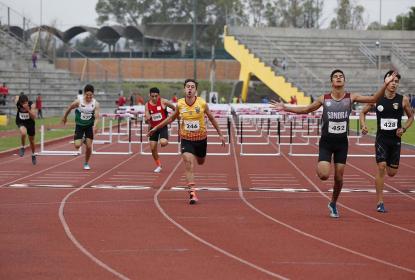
[205,103,225,146]
[270,96,323,114]
[163,99,176,111]
[62,100,80,125]
[352,72,397,103]
[147,106,179,136]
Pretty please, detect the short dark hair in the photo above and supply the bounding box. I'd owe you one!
[184,79,198,89]
[149,87,160,94]
[84,84,94,93]
[384,70,401,81]
[330,69,345,81]
[18,94,28,104]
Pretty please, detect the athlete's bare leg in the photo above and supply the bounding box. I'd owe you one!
[375,162,398,204]
[85,138,92,164]
[317,161,331,181]
[331,163,345,203]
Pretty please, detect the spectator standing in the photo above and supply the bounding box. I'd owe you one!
[35,93,43,118]
[272,58,279,67]
[281,57,287,71]
[129,94,135,106]
[32,52,38,69]
[77,89,83,101]
[117,93,126,108]
[135,94,144,105]
[0,82,9,106]
[171,93,178,103]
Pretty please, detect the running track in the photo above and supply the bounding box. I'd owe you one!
[0,131,414,279]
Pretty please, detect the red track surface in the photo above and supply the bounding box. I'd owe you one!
[1,126,414,279]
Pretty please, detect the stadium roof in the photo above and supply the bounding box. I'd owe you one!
[5,23,209,45]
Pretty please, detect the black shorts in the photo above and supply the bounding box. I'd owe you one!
[149,125,168,142]
[318,137,348,164]
[74,124,94,140]
[16,121,35,137]
[375,135,401,167]
[181,138,207,158]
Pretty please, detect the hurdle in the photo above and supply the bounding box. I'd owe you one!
[288,114,415,158]
[36,125,81,156]
[139,119,181,155]
[92,113,133,155]
[238,114,281,156]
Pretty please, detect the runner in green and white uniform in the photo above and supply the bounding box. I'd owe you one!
[62,84,100,170]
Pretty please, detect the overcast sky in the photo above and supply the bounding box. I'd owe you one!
[1,0,414,29]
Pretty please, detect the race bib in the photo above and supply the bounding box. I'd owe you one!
[80,112,92,120]
[328,121,347,134]
[19,112,30,120]
[380,118,398,130]
[184,120,200,131]
[151,113,162,121]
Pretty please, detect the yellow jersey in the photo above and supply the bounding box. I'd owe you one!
[177,97,207,141]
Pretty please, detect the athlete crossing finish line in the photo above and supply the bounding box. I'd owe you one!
[271,69,397,218]
[148,79,226,204]
[360,70,414,213]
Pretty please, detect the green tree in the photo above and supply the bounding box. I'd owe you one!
[330,0,365,29]
[384,7,415,30]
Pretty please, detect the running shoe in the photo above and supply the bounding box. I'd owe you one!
[83,163,91,170]
[189,190,198,205]
[377,202,387,213]
[153,166,162,173]
[328,202,339,218]
[18,147,25,157]
[31,155,37,165]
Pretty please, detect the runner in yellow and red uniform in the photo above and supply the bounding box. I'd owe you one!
[148,79,225,204]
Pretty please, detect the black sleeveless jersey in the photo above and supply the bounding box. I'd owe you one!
[16,101,34,124]
[321,93,352,139]
[375,94,403,137]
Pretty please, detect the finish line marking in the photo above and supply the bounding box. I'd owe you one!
[90,185,151,190]
[250,188,310,192]
[171,186,231,191]
[329,188,389,193]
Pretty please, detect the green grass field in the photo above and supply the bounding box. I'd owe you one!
[350,119,415,145]
[0,116,74,152]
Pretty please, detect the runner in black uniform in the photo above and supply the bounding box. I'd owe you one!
[16,94,37,165]
[270,69,397,218]
[360,71,414,213]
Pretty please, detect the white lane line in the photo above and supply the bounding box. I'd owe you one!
[347,162,415,202]
[250,188,309,192]
[154,161,289,279]
[59,153,141,280]
[233,138,415,274]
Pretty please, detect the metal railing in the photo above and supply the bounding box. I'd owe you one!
[391,42,412,69]
[254,28,326,96]
[0,1,112,93]
[358,41,377,65]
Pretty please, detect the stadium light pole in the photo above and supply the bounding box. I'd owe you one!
[192,0,197,80]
